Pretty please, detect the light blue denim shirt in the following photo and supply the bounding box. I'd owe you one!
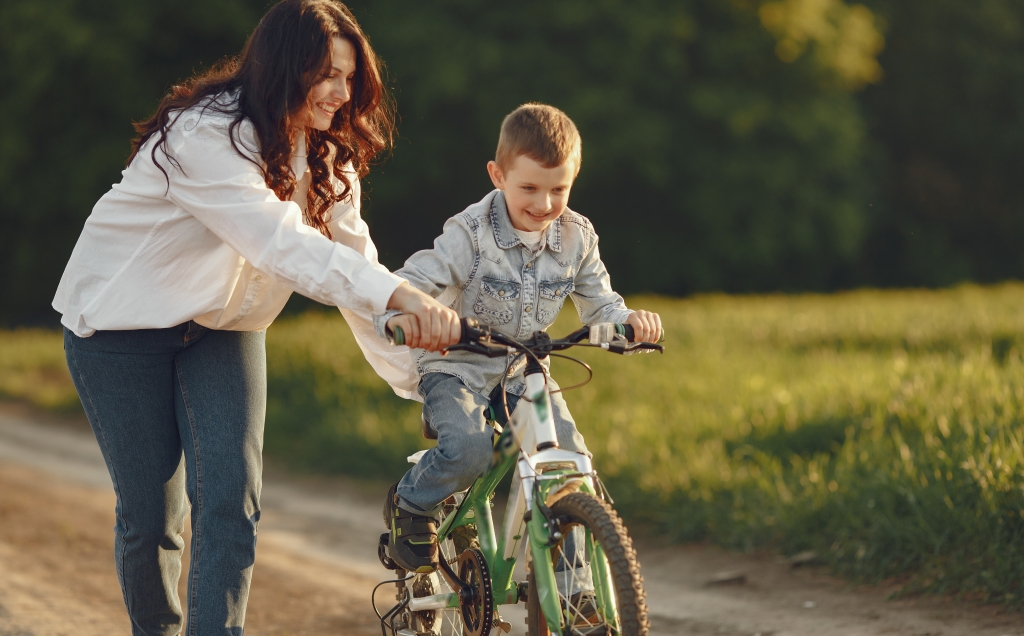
[375,189,632,396]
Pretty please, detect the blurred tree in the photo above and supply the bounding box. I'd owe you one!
[0,0,895,323]
[355,0,883,295]
[759,0,884,90]
[0,0,264,324]
[856,0,1024,287]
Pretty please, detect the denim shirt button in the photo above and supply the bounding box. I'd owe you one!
[498,290,505,297]
[525,305,533,312]
[525,262,532,269]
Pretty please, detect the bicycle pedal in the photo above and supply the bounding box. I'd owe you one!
[494,616,512,633]
[377,532,399,571]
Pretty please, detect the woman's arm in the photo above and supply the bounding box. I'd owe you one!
[164,116,457,349]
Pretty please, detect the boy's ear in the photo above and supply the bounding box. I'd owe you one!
[486,161,505,190]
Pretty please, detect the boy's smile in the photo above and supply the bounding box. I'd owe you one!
[486,155,577,233]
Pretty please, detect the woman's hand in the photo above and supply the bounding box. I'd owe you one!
[626,310,662,343]
[386,282,461,351]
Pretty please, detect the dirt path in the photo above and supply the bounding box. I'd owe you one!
[1,403,1021,636]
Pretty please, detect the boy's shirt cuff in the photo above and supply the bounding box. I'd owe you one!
[374,309,404,342]
[605,307,635,326]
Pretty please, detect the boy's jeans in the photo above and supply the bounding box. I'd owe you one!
[64,323,265,636]
[396,372,588,514]
[396,372,592,595]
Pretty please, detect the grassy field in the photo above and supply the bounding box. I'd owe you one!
[0,328,81,412]
[5,284,1024,603]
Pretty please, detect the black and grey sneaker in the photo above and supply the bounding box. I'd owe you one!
[383,482,439,573]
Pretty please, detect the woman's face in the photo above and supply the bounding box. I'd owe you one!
[302,36,356,131]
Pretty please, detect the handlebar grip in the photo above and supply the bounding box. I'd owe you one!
[394,318,480,347]
[616,323,666,343]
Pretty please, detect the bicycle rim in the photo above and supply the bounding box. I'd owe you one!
[526,492,648,636]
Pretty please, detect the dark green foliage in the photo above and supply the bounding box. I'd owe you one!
[3,0,1023,323]
[858,0,1024,286]
[354,0,873,296]
[0,0,265,324]
[0,0,883,324]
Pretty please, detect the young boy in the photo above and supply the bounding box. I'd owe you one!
[375,103,661,573]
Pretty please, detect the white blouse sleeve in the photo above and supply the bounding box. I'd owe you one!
[163,115,403,315]
[326,177,421,401]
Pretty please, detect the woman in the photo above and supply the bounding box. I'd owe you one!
[53,1,457,633]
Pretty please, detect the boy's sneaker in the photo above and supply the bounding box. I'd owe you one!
[383,483,439,573]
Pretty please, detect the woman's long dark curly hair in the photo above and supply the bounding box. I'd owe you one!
[128,0,394,238]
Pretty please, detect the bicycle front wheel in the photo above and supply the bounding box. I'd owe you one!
[526,492,648,636]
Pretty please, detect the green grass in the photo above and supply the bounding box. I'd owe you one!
[5,284,1024,603]
[0,328,80,412]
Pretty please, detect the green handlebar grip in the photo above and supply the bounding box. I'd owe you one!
[393,325,405,346]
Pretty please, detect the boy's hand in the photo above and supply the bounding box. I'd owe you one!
[386,282,461,351]
[626,310,662,343]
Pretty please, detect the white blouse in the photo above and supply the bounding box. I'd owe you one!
[53,97,421,398]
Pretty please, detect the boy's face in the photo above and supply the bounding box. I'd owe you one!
[486,155,576,233]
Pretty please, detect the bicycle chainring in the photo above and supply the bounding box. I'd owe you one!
[456,548,494,636]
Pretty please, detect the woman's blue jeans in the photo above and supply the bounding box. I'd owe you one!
[64,322,266,636]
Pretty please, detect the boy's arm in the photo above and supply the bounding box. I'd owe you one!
[570,234,634,326]
[373,215,478,340]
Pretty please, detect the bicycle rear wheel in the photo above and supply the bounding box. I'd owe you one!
[526,492,648,636]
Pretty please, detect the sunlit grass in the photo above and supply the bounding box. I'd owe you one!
[264,283,1024,603]
[5,283,1024,602]
[0,328,79,411]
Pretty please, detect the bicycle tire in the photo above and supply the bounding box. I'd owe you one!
[526,492,648,636]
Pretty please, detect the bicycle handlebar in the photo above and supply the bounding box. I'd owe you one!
[392,318,664,358]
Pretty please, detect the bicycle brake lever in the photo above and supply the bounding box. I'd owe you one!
[604,341,664,355]
[628,342,664,354]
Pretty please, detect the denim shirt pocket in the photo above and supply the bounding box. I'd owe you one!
[536,278,575,324]
[474,276,521,326]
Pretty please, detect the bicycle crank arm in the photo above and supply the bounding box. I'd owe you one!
[437,549,474,600]
[407,592,458,611]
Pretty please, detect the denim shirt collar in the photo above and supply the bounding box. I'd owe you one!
[489,191,562,253]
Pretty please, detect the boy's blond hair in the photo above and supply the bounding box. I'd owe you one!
[495,103,582,174]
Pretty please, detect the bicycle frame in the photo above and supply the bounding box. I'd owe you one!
[406,369,607,633]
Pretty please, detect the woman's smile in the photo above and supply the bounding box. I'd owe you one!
[316,101,339,117]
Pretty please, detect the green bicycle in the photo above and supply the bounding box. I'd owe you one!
[375,318,663,636]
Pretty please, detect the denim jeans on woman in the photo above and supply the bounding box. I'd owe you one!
[64,322,266,636]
